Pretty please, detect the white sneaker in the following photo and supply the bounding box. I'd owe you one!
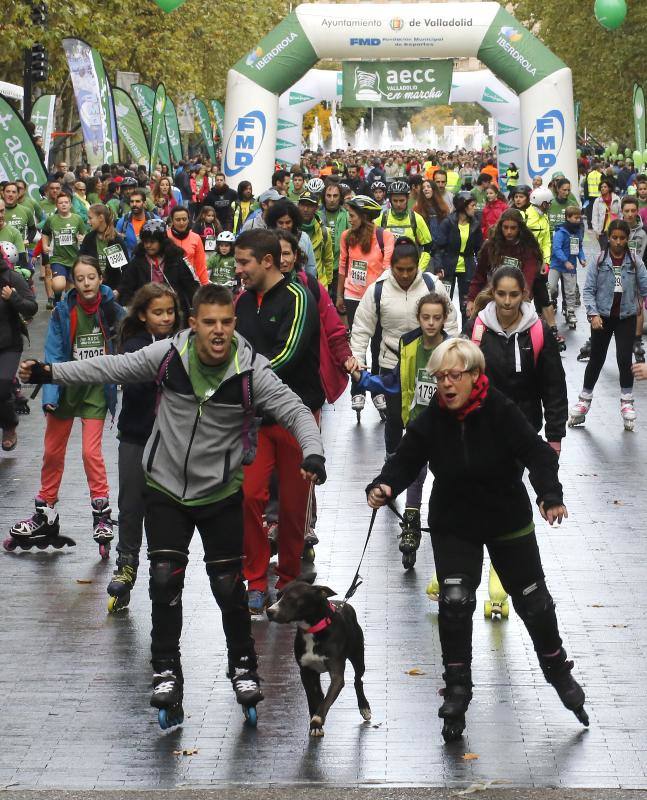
[351,395,366,412]
[372,393,387,412]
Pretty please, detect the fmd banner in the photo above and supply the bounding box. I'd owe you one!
[342,59,452,107]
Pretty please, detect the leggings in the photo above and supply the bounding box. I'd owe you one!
[405,465,427,508]
[38,415,109,505]
[116,440,146,561]
[431,528,562,665]
[583,315,636,392]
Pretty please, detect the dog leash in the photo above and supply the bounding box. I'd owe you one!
[342,507,378,602]
[342,501,431,602]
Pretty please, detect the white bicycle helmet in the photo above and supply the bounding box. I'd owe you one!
[216,231,236,243]
[388,179,410,196]
[306,177,325,194]
[0,242,19,265]
[529,187,553,207]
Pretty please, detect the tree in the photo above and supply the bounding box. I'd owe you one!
[509,0,644,143]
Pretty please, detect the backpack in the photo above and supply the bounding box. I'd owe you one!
[471,316,544,366]
[154,345,258,464]
[380,209,418,237]
[373,271,435,325]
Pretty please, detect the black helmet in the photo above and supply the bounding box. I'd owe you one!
[345,194,383,220]
[388,179,410,196]
[512,184,531,197]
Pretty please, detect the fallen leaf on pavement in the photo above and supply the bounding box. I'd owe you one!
[173,748,198,756]
[76,579,93,584]
[462,753,479,761]
[406,668,426,675]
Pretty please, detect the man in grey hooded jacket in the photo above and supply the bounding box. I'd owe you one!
[20,282,325,726]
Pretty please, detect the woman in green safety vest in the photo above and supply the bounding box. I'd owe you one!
[505,163,519,192]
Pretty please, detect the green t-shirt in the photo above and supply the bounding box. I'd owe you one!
[471,187,488,212]
[207,253,236,284]
[412,343,437,421]
[455,222,470,274]
[548,194,580,233]
[55,305,107,420]
[40,198,57,220]
[20,195,44,225]
[4,204,32,243]
[87,192,101,205]
[42,212,85,267]
[148,338,243,507]
[0,223,26,254]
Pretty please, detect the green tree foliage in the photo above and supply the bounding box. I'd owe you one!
[509,0,642,142]
[1,0,289,101]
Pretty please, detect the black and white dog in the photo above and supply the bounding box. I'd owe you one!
[267,581,371,737]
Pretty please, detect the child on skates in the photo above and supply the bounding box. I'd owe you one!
[570,219,647,431]
[208,231,236,287]
[549,206,586,331]
[7,255,124,556]
[350,291,450,570]
[107,283,181,612]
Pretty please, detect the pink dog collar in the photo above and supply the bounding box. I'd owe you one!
[306,602,336,635]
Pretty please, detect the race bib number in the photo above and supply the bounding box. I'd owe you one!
[415,368,436,407]
[204,237,217,251]
[58,231,74,246]
[211,267,234,285]
[389,226,406,237]
[569,237,580,256]
[350,259,368,285]
[629,240,639,255]
[501,256,520,269]
[73,332,104,361]
[613,268,623,293]
[105,244,127,269]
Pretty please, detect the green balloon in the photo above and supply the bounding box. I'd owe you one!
[152,0,186,10]
[643,148,647,162]
[610,141,619,155]
[625,147,632,157]
[634,150,643,166]
[576,148,582,157]
[594,0,627,31]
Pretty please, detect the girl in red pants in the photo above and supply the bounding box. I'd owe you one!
[8,255,125,557]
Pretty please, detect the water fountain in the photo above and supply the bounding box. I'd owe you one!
[379,120,391,150]
[309,117,323,152]
[329,114,347,151]
[354,118,370,150]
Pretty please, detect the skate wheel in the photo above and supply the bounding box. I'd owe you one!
[244,705,258,727]
[402,551,416,570]
[108,596,119,614]
[158,707,184,730]
[303,547,315,563]
[501,601,510,619]
[484,600,492,618]
[36,542,49,550]
[575,706,590,727]
[3,537,18,552]
[356,411,361,424]
[99,543,110,560]
[441,716,465,743]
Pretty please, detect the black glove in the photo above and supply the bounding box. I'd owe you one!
[301,454,326,485]
[29,361,53,384]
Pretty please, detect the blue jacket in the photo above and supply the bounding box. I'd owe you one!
[583,249,647,320]
[43,285,126,414]
[116,210,158,259]
[550,223,585,273]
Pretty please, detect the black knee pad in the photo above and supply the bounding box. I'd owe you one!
[512,580,555,623]
[439,575,476,623]
[149,553,188,605]
[206,562,246,612]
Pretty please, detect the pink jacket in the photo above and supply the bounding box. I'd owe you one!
[481,199,509,238]
[296,271,351,403]
[338,227,394,300]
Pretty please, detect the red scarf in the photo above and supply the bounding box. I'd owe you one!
[77,292,102,317]
[438,373,489,421]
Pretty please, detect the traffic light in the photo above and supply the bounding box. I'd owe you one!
[31,2,47,25]
[30,44,48,82]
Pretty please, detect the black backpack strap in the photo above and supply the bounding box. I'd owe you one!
[409,210,418,236]
[373,279,384,325]
[375,225,385,255]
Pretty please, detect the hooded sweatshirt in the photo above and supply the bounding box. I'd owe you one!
[469,301,567,442]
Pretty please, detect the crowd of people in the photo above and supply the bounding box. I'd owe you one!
[3,142,647,741]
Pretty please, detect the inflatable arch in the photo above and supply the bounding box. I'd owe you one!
[275,68,522,176]
[223,2,576,190]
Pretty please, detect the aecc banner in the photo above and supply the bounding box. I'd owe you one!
[342,59,453,108]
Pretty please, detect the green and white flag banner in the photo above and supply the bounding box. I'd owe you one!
[30,94,56,162]
[149,84,167,174]
[210,99,225,139]
[342,60,453,108]
[633,84,645,154]
[132,83,172,169]
[0,96,48,201]
[113,87,150,166]
[91,47,119,164]
[224,2,576,191]
[165,97,183,163]
[193,98,216,162]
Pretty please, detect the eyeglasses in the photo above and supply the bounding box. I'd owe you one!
[434,369,469,384]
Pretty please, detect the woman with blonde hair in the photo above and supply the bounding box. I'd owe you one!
[79,204,129,292]
[367,337,587,742]
[151,177,177,219]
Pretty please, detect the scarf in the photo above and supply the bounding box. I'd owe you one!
[171,226,191,241]
[438,373,489,421]
[77,291,102,317]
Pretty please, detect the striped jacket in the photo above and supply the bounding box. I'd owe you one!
[234,274,325,412]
